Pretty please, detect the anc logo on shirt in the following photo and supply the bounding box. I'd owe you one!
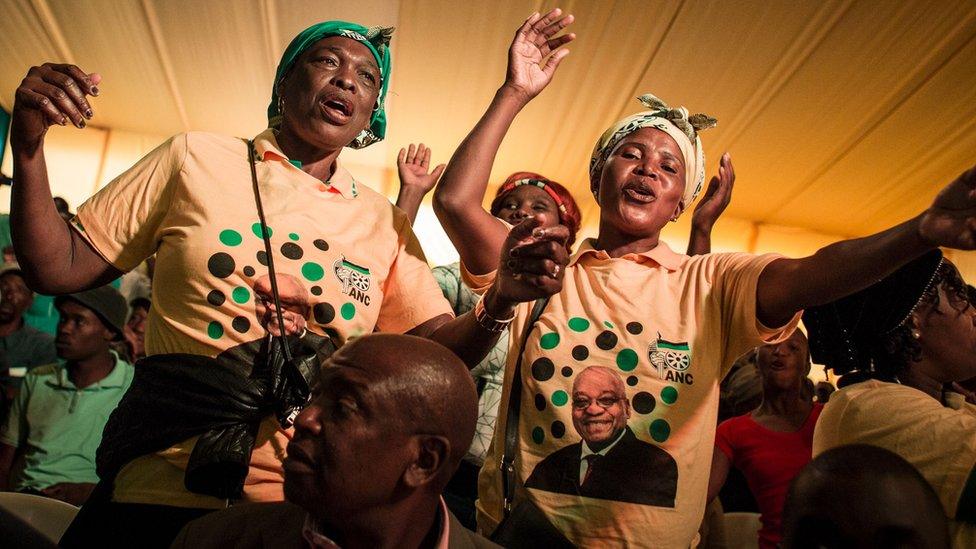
[333,255,372,306]
[648,334,693,385]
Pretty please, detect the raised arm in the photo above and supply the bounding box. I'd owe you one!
[433,9,574,274]
[10,64,121,294]
[395,143,445,225]
[757,164,976,327]
[687,153,734,256]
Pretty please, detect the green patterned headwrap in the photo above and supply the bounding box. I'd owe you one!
[268,21,393,149]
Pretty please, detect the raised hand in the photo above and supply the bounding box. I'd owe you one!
[490,214,570,307]
[918,164,976,250]
[691,152,735,231]
[397,143,446,196]
[504,8,576,102]
[12,63,101,149]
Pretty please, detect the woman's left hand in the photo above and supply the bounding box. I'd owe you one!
[691,152,735,232]
[918,164,976,250]
[504,8,576,103]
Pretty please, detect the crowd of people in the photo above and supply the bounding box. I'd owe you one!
[0,8,974,549]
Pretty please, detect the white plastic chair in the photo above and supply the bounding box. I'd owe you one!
[722,512,761,549]
[0,491,79,543]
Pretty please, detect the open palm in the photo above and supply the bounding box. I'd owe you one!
[692,153,735,229]
[397,143,445,194]
[506,9,576,101]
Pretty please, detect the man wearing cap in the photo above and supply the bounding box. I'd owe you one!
[0,263,56,399]
[0,285,132,506]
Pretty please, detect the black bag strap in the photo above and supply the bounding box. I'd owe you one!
[500,296,550,515]
[246,140,293,365]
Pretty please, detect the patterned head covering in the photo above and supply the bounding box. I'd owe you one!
[489,172,582,248]
[589,94,717,212]
[268,21,394,149]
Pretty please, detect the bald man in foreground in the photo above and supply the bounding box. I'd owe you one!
[782,444,949,548]
[171,334,498,549]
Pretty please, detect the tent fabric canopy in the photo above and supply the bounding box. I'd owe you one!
[1,0,974,276]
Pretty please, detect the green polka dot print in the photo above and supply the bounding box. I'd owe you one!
[207,321,223,340]
[219,229,242,246]
[650,419,671,442]
[616,348,638,371]
[540,332,560,350]
[302,262,325,282]
[568,317,590,332]
[231,287,250,304]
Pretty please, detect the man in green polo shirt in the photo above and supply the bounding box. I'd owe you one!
[0,285,131,506]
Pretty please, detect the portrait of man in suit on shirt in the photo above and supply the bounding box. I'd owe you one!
[525,366,678,507]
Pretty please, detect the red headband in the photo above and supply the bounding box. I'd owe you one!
[497,178,569,216]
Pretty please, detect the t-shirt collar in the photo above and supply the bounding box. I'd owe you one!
[301,496,451,549]
[569,238,684,271]
[54,350,129,390]
[252,129,359,200]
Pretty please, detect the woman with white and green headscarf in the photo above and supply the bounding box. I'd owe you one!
[10,20,560,546]
[431,9,976,547]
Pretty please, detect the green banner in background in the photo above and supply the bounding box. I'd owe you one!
[0,107,9,170]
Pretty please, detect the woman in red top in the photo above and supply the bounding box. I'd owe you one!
[707,329,823,549]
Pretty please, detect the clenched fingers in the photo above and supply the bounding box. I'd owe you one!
[15,87,68,126]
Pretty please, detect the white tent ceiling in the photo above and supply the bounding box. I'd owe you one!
[1,0,975,273]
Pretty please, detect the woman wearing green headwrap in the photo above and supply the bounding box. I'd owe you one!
[10,21,564,546]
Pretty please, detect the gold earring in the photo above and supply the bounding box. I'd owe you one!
[911,330,921,340]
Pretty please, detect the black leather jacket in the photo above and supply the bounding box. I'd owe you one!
[96,332,332,499]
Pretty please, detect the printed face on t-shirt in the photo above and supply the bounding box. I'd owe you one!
[571,366,631,448]
[526,364,679,508]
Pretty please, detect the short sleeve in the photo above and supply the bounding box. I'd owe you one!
[375,214,453,333]
[714,418,736,461]
[73,134,187,272]
[0,373,31,447]
[709,253,801,372]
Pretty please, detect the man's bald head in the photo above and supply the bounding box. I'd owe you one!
[333,333,478,472]
[285,334,478,525]
[782,444,949,548]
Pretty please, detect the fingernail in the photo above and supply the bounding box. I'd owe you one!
[77,120,86,128]
[60,117,68,126]
[91,86,99,96]
[532,228,546,238]
[85,109,93,119]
